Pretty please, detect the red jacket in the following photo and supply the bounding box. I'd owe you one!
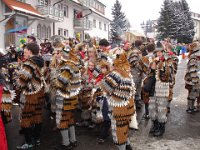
[0,85,8,150]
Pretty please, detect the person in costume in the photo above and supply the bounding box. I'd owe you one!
[148,43,174,137]
[93,60,111,144]
[140,43,156,119]
[53,44,82,150]
[49,45,63,117]
[101,52,135,150]
[127,41,143,111]
[77,60,96,127]
[16,43,45,149]
[165,44,178,113]
[0,49,15,150]
[185,41,200,113]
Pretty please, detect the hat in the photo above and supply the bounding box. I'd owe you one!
[27,35,36,42]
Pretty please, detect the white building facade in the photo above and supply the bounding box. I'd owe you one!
[191,12,200,41]
[0,0,110,49]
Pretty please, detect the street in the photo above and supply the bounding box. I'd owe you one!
[5,57,200,150]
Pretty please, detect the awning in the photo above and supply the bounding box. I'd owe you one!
[3,0,43,18]
[6,26,28,33]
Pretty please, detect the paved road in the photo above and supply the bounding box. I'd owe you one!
[5,57,200,150]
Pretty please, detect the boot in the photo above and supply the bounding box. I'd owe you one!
[144,103,149,119]
[153,122,165,137]
[126,144,133,150]
[135,100,142,110]
[149,120,158,134]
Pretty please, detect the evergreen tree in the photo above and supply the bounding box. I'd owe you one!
[157,0,194,43]
[179,0,195,43]
[157,0,174,40]
[110,0,129,45]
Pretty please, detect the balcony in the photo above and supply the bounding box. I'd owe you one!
[74,18,92,30]
[36,5,64,22]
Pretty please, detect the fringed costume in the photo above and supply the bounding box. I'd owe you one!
[54,47,81,149]
[16,55,45,147]
[101,53,135,149]
[166,52,178,112]
[78,69,94,125]
[0,84,15,150]
[149,54,173,136]
[127,48,143,109]
[139,52,155,118]
[185,42,200,113]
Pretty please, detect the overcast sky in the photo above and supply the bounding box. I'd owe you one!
[101,0,200,31]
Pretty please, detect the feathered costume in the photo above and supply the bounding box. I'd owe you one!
[16,56,45,128]
[0,80,15,150]
[54,49,82,129]
[53,46,82,149]
[101,53,135,146]
[148,51,174,136]
[185,42,200,112]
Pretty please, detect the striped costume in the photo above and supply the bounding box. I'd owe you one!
[17,56,45,128]
[149,59,173,123]
[54,58,82,129]
[101,53,135,146]
[185,42,200,112]
[0,85,15,150]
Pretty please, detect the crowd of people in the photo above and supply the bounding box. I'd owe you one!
[0,35,200,150]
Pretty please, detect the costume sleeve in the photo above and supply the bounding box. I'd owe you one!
[101,72,118,95]
[16,61,33,89]
[185,58,198,85]
[1,87,16,122]
[55,69,72,89]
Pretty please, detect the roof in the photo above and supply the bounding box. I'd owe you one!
[128,30,145,37]
[2,0,43,18]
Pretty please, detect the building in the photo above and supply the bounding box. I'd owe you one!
[0,0,110,49]
[125,30,145,43]
[191,12,200,41]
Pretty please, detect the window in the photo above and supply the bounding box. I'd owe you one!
[93,19,96,28]
[58,28,63,36]
[38,0,48,5]
[99,21,102,29]
[64,30,68,37]
[42,25,46,39]
[104,23,106,31]
[63,5,69,17]
[47,26,51,39]
[37,24,41,39]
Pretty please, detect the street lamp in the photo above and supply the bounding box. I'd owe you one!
[140,20,152,37]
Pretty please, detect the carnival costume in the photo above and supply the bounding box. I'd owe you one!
[185,41,200,113]
[16,55,45,149]
[101,53,135,150]
[127,48,143,110]
[54,46,81,150]
[0,73,15,150]
[148,49,174,137]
